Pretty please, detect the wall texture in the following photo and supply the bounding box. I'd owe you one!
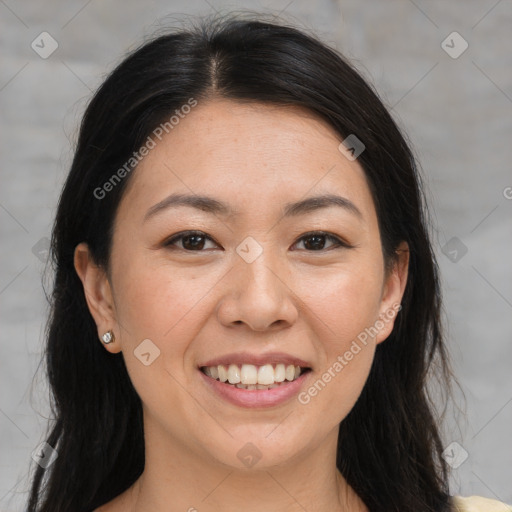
[1,0,511,509]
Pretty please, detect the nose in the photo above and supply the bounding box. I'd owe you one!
[216,251,299,332]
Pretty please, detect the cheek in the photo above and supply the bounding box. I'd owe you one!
[300,260,384,344]
[110,256,208,421]
[294,263,383,415]
[112,253,211,343]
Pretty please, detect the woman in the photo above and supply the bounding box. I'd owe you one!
[27,14,511,512]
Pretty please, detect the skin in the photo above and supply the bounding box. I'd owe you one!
[75,98,409,512]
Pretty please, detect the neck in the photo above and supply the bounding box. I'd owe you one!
[120,417,367,512]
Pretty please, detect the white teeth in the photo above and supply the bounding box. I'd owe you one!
[258,364,275,385]
[241,364,258,385]
[227,364,241,384]
[203,362,308,386]
[285,365,296,381]
[274,363,286,382]
[218,365,228,382]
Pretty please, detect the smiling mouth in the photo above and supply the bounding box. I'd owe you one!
[200,363,312,390]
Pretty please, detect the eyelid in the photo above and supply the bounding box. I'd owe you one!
[291,231,354,250]
[163,230,354,252]
[163,230,221,250]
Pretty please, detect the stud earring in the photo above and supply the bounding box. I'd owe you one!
[101,330,115,344]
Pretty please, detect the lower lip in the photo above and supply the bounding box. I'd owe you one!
[198,369,310,408]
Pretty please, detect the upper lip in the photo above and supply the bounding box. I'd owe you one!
[199,351,312,369]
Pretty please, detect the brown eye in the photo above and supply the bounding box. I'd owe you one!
[292,232,351,251]
[164,231,219,251]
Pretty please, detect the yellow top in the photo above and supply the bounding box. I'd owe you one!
[453,496,512,511]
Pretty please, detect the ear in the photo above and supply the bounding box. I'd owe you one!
[74,242,121,354]
[375,241,409,344]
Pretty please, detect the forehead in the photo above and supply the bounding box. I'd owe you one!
[118,98,375,221]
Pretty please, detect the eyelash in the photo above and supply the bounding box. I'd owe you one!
[163,230,353,252]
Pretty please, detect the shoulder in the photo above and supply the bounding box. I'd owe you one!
[452,495,512,511]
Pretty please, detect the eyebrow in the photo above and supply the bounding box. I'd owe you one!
[144,192,362,222]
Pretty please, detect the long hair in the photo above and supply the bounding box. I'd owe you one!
[27,14,452,512]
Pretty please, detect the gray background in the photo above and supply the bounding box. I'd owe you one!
[1,0,511,510]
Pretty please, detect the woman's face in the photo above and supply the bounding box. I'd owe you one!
[77,98,407,471]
